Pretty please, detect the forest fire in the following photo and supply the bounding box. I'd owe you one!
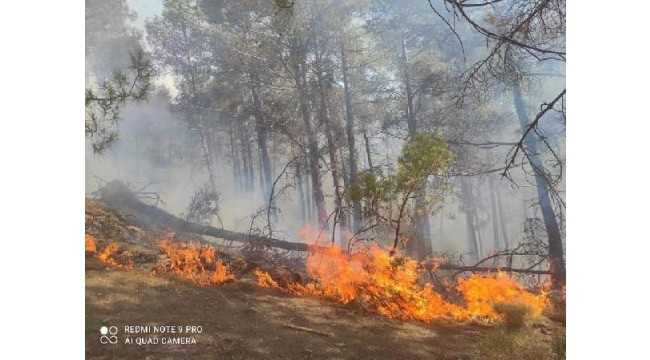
[254,243,547,323]
[157,240,234,286]
[85,234,97,253]
[85,234,133,269]
[83,0,569,355]
[455,272,547,319]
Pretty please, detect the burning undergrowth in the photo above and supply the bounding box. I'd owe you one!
[254,244,547,323]
[85,234,134,269]
[155,238,235,286]
[85,199,549,326]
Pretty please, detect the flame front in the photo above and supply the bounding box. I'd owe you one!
[455,272,547,319]
[254,244,547,323]
[86,230,548,324]
[157,240,234,286]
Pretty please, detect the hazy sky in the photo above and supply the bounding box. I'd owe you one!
[127,0,163,28]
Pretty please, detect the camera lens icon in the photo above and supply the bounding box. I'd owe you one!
[100,326,118,344]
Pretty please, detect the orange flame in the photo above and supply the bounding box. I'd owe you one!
[157,240,234,286]
[254,244,548,323]
[455,272,547,319]
[85,234,97,253]
[99,243,119,264]
[253,269,281,288]
[85,234,133,269]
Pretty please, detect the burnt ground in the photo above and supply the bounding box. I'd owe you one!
[86,258,489,360]
[85,197,565,359]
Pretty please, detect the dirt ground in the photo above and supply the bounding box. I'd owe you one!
[86,257,496,360]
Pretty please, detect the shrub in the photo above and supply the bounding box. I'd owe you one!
[494,302,533,330]
[543,304,566,325]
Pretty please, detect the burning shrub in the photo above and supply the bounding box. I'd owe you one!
[85,234,133,269]
[255,245,457,322]
[157,240,234,286]
[493,302,533,330]
[353,247,455,321]
[254,244,549,324]
[456,272,547,320]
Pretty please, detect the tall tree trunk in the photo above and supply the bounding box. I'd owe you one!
[474,184,485,258]
[240,136,249,193]
[363,127,373,169]
[305,170,313,225]
[339,146,352,232]
[399,33,431,259]
[208,124,220,169]
[488,171,502,250]
[242,134,255,193]
[291,50,328,227]
[438,205,445,242]
[247,137,255,193]
[248,70,273,202]
[229,122,241,192]
[296,161,307,225]
[325,124,347,245]
[400,35,417,137]
[198,121,218,196]
[461,177,480,263]
[314,40,347,244]
[341,42,362,232]
[496,184,510,250]
[513,83,566,288]
[257,146,264,193]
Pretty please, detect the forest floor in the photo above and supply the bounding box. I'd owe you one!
[87,257,491,359]
[85,198,565,359]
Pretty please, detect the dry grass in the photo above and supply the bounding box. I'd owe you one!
[543,304,566,325]
[493,302,533,330]
[479,328,563,360]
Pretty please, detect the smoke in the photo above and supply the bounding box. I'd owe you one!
[86,0,565,261]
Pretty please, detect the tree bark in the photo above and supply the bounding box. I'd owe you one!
[496,182,510,250]
[461,177,480,263]
[242,134,255,193]
[399,33,431,259]
[296,161,307,225]
[513,82,566,287]
[198,119,218,195]
[341,42,362,232]
[229,122,241,192]
[488,171,502,250]
[314,39,347,244]
[363,127,374,170]
[248,70,273,201]
[290,42,328,227]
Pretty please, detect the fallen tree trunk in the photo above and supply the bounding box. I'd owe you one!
[98,181,325,252]
[97,181,552,275]
[426,262,552,275]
